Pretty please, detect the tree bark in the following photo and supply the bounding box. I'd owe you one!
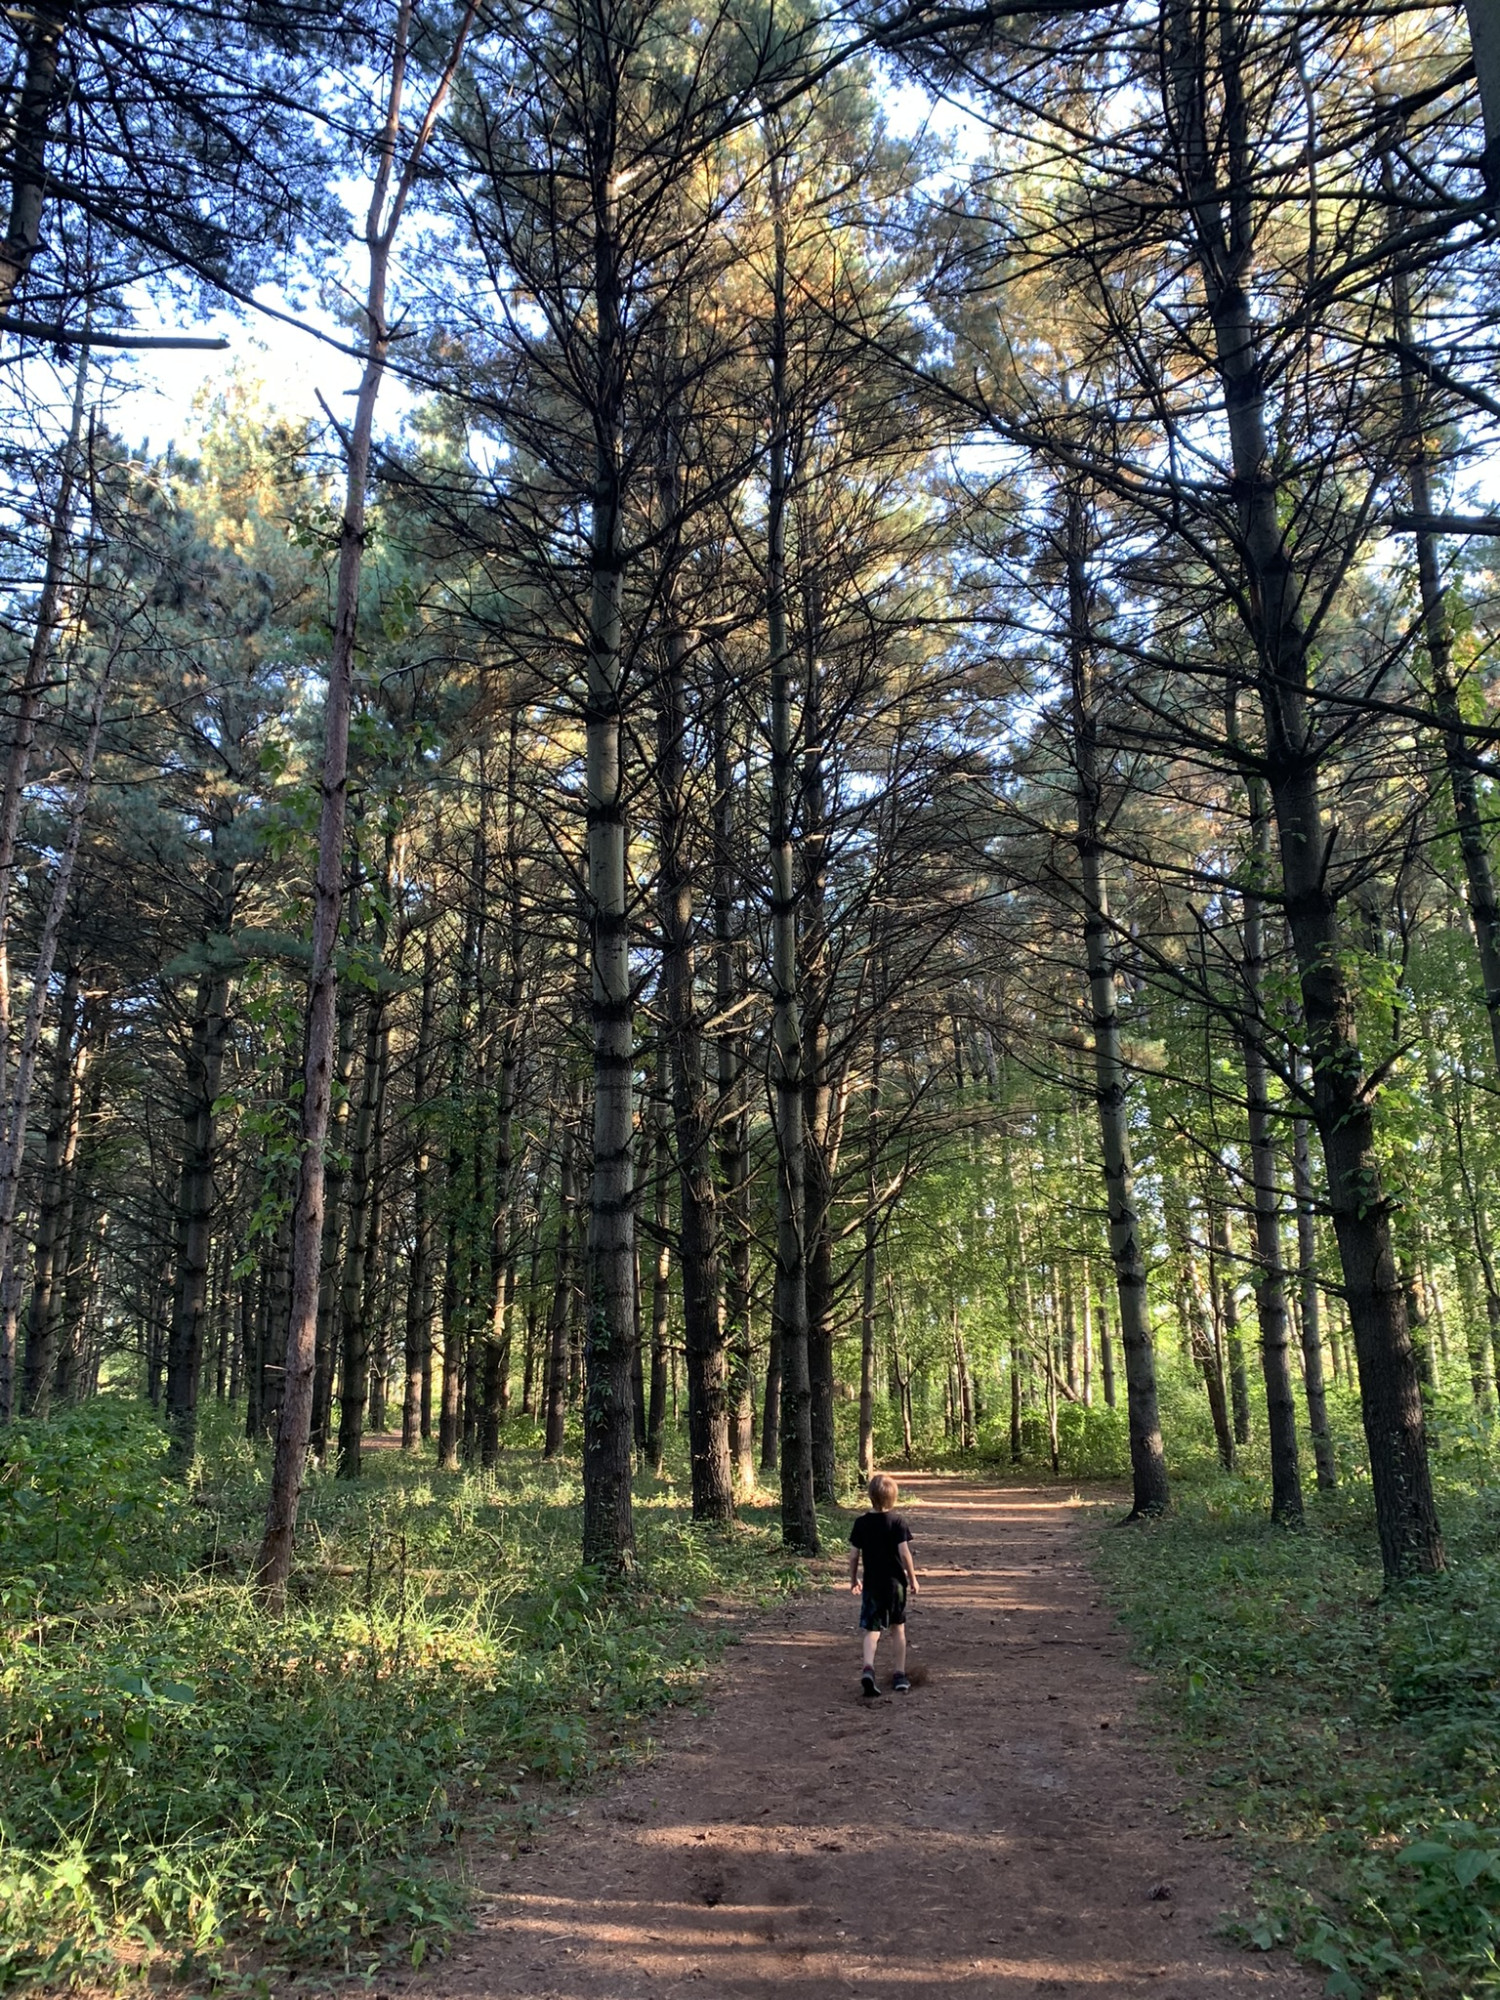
[254,0,475,1598]
[766,150,817,1552]
[336,864,393,1479]
[1235,769,1302,1521]
[712,657,756,1494]
[1065,488,1169,1518]
[21,966,83,1418]
[544,1101,579,1461]
[798,576,837,1504]
[645,1092,670,1473]
[1164,0,1439,1574]
[402,937,438,1449]
[163,916,233,1468]
[0,0,69,310]
[1290,1096,1337,1487]
[578,135,636,1571]
[0,630,112,1423]
[0,349,89,1114]
[653,510,732,1520]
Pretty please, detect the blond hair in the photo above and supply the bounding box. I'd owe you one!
[868,1472,898,1511]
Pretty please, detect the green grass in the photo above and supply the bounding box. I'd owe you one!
[1092,1386,1500,2000]
[0,1401,814,1991]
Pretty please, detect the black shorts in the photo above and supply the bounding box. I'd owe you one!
[859,1579,907,1631]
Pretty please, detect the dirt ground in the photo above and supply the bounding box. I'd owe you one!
[405,1476,1316,2000]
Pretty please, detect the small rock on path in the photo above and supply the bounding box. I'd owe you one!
[411,1476,1314,2000]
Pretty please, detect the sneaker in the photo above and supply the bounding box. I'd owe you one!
[892,1672,911,1693]
[861,1670,880,1699]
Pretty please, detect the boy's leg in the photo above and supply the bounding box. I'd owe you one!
[862,1629,880,1672]
[890,1622,906,1675]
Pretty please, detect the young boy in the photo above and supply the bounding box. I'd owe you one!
[849,1471,918,1698]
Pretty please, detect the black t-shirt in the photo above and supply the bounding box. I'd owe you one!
[850,1510,912,1590]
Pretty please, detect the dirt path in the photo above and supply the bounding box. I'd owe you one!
[413,1478,1314,2000]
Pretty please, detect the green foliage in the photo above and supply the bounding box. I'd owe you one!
[0,1403,181,1619]
[0,1411,803,1989]
[1095,1409,1500,1999]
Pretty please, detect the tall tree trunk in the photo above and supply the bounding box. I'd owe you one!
[653,521,732,1521]
[1388,164,1500,1083]
[1214,1210,1251,1447]
[798,575,836,1504]
[544,1103,579,1461]
[483,734,526,1465]
[579,143,636,1572]
[1290,1094,1337,1486]
[1065,488,1169,1518]
[858,1051,882,1482]
[0,349,89,1115]
[438,902,477,1471]
[402,937,438,1450]
[645,1094,670,1473]
[0,0,67,309]
[54,1014,105,1406]
[255,0,475,1600]
[311,987,357,1460]
[164,845,236,1467]
[712,657,755,1494]
[1235,763,1302,1520]
[337,880,392,1480]
[21,967,82,1417]
[0,629,112,1423]
[1164,0,1440,1575]
[766,153,817,1552]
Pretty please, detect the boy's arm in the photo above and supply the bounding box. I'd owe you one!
[900,1542,918,1591]
[848,1547,862,1592]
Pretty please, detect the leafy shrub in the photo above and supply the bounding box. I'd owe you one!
[0,1402,180,1618]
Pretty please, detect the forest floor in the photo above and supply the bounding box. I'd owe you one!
[403,1475,1315,2000]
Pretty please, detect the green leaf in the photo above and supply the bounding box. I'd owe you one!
[1399,1840,1454,1868]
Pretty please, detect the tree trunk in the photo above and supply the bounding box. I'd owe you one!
[645,1097,670,1474]
[311,986,357,1460]
[0,349,89,1118]
[544,1103,579,1460]
[712,658,756,1494]
[1065,489,1169,1518]
[255,0,475,1599]
[1235,768,1302,1520]
[0,632,112,1423]
[653,538,732,1521]
[21,967,83,1418]
[337,888,392,1480]
[799,580,837,1505]
[1290,1098,1336,1487]
[0,0,68,308]
[402,937,438,1449]
[1164,0,1439,1573]
[767,156,817,1552]
[578,150,636,1572]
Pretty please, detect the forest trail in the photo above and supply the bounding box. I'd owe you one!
[414,1478,1314,2000]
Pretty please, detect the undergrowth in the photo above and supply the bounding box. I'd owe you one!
[1094,1386,1500,2000]
[0,1401,811,1991]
